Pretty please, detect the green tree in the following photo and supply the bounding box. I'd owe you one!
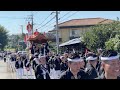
[105,34,120,52]
[0,25,8,51]
[105,38,115,50]
[82,19,120,52]
[7,33,26,51]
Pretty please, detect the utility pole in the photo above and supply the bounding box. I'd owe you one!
[31,13,34,34]
[56,11,59,54]
[21,25,23,36]
[21,25,24,51]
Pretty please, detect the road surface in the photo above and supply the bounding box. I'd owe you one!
[0,59,59,79]
[0,60,13,79]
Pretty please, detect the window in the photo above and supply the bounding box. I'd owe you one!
[70,30,80,37]
[72,30,75,35]
[58,32,61,38]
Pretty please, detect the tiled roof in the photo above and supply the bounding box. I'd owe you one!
[58,18,114,27]
[48,18,114,32]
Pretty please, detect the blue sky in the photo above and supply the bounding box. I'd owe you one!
[0,11,120,35]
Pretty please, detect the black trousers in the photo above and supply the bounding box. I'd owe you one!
[4,58,6,62]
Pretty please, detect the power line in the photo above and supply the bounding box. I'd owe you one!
[41,25,55,33]
[0,17,26,19]
[37,11,72,31]
[40,11,79,30]
[41,11,79,30]
[35,11,60,30]
[36,12,53,26]
[38,20,56,29]
[34,21,55,33]
[37,15,56,30]
[45,11,71,27]
[59,11,71,20]
[59,11,80,24]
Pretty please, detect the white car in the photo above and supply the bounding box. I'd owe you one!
[17,51,22,54]
[17,51,27,55]
[22,51,27,55]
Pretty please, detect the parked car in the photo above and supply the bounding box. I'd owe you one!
[17,51,27,55]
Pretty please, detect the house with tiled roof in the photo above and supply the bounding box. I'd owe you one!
[49,17,114,43]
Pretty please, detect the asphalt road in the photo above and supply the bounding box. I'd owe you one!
[0,60,13,79]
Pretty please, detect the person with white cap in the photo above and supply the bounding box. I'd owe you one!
[32,53,39,71]
[32,53,40,78]
[52,54,61,79]
[24,55,33,79]
[15,56,24,79]
[48,55,55,79]
[35,55,50,79]
[60,56,68,73]
[97,50,120,79]
[63,52,69,60]
[60,53,89,79]
[85,52,99,79]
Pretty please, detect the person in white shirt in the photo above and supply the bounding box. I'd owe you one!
[15,56,24,79]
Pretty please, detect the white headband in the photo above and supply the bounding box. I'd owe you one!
[86,56,97,61]
[101,55,119,61]
[60,56,64,59]
[67,58,83,62]
[39,55,46,59]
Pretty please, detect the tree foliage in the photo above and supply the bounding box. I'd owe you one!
[7,33,26,51]
[82,20,120,52]
[0,25,8,50]
[45,32,56,41]
[105,34,120,52]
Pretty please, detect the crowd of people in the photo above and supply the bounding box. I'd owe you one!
[4,42,120,79]
[0,51,7,62]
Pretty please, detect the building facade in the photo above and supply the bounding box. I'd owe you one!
[48,18,114,43]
